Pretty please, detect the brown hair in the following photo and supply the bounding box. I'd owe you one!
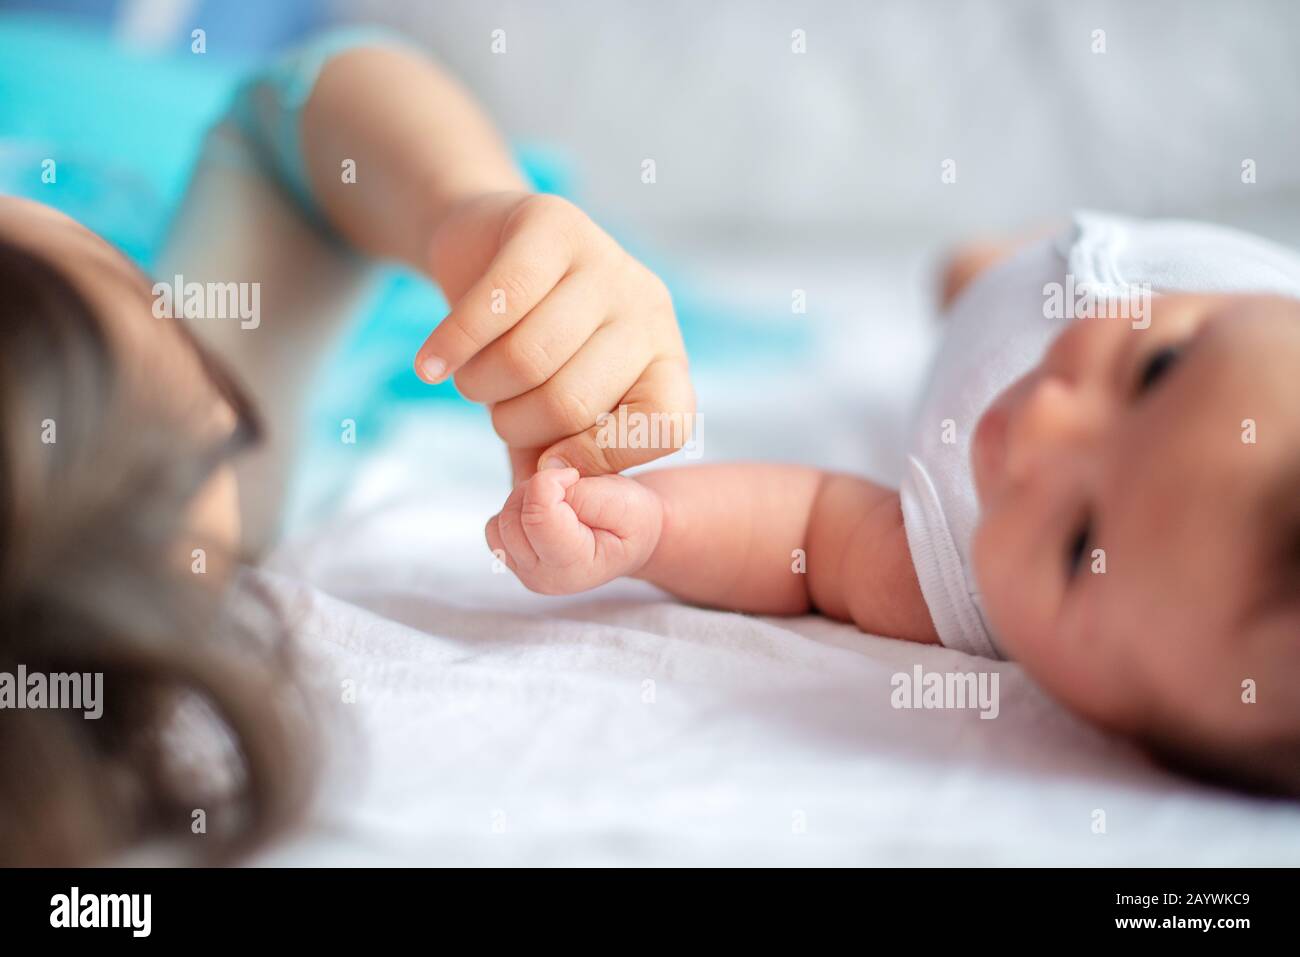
[0,236,314,864]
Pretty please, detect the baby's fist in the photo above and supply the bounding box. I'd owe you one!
[487,467,663,595]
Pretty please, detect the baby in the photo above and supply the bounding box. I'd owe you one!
[488,212,1300,794]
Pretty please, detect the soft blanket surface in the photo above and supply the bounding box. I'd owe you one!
[256,306,1300,864]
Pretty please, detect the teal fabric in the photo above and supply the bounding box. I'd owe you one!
[227,25,410,226]
[0,12,809,452]
[0,14,249,266]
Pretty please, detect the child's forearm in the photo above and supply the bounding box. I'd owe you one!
[633,464,939,643]
[300,45,528,266]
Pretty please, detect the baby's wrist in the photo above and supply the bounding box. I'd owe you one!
[631,481,670,582]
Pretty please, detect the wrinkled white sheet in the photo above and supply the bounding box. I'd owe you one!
[254,384,1300,866]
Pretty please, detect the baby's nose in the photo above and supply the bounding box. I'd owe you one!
[1003,375,1083,484]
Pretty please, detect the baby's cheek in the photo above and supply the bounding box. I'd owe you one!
[971,514,1036,657]
[971,519,1008,607]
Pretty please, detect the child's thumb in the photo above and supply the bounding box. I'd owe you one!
[538,423,670,477]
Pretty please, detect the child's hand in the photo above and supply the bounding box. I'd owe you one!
[414,191,694,484]
[486,466,664,595]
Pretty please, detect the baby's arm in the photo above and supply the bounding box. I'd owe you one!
[489,464,939,644]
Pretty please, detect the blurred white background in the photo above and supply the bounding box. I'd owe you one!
[340,0,1300,477]
[350,0,1300,250]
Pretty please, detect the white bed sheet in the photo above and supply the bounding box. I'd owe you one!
[253,245,1300,866]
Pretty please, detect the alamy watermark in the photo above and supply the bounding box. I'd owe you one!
[50,887,150,937]
[595,408,704,459]
[890,664,1000,720]
[1043,275,1152,330]
[152,273,261,329]
[0,665,102,719]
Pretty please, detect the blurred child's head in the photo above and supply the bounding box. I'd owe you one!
[0,196,310,863]
[971,293,1300,793]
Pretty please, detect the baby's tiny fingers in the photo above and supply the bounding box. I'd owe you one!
[524,466,581,509]
[495,484,539,570]
[485,514,514,572]
[520,467,587,565]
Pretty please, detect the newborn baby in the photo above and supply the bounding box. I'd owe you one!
[488,212,1300,794]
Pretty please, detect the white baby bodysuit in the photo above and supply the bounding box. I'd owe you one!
[900,211,1300,660]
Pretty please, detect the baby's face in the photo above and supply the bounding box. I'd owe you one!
[971,293,1300,741]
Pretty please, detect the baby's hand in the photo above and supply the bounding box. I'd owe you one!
[486,467,663,595]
